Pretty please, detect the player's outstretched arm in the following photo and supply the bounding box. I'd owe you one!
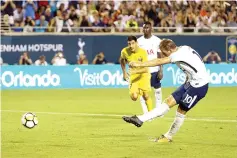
[130,67,148,75]
[129,57,171,68]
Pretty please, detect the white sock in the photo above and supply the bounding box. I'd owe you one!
[164,111,185,140]
[140,96,148,114]
[138,103,169,122]
[155,88,162,107]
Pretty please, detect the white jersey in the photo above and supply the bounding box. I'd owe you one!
[138,35,161,73]
[169,46,209,88]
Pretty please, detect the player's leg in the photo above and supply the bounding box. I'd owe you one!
[141,91,152,112]
[129,82,139,101]
[138,95,176,122]
[139,96,148,113]
[123,83,187,127]
[157,83,209,142]
[139,72,162,114]
[151,72,162,108]
[138,75,151,113]
[154,87,162,107]
[156,106,187,142]
[123,95,177,127]
[139,87,162,113]
[137,82,188,123]
[140,75,153,112]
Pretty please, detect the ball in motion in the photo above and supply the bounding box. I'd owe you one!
[21,112,38,129]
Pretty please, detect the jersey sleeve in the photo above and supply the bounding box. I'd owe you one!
[169,52,180,63]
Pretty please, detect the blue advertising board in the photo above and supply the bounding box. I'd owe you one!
[1,35,231,65]
[1,64,236,90]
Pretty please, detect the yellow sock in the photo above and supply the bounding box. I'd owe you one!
[145,97,153,111]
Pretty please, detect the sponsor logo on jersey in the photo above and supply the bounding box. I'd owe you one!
[138,57,143,62]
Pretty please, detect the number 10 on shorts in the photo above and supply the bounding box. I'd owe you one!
[183,94,197,108]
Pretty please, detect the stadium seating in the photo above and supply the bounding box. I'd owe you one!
[1,0,236,33]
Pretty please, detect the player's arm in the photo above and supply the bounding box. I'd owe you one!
[157,65,163,80]
[1,1,8,10]
[120,57,126,74]
[129,57,171,68]
[9,0,16,9]
[130,67,148,75]
[157,52,163,80]
[203,53,210,63]
[120,50,129,81]
[215,52,222,62]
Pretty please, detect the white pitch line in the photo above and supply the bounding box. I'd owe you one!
[1,110,237,123]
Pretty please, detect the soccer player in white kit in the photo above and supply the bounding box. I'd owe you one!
[123,39,209,142]
[137,21,163,113]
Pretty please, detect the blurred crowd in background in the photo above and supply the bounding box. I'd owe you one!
[1,0,237,33]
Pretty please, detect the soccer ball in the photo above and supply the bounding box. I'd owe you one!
[21,112,38,129]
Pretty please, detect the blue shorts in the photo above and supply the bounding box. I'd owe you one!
[172,82,208,111]
[150,72,161,89]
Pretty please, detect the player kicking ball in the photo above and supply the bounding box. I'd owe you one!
[122,39,209,143]
[137,21,163,114]
[120,36,153,112]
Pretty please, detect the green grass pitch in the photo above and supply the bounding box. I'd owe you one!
[1,87,237,158]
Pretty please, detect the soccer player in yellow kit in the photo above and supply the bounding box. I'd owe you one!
[120,36,153,112]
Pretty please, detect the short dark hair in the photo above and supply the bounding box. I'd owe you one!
[40,55,45,59]
[127,35,137,42]
[159,39,176,51]
[143,21,152,26]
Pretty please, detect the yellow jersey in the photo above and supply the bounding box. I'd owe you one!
[121,47,150,82]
